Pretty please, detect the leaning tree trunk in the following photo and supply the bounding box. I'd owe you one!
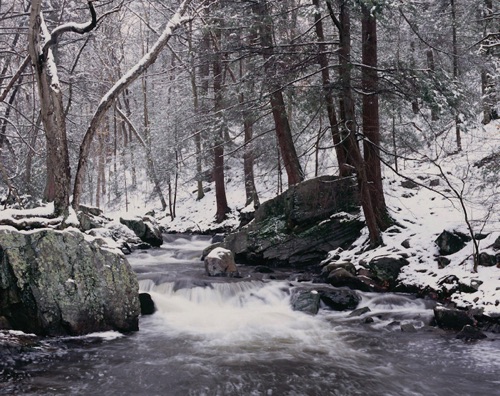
[72,0,194,209]
[28,1,71,217]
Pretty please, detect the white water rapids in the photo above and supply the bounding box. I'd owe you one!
[3,234,500,396]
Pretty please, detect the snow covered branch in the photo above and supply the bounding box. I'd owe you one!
[42,1,97,56]
[72,0,197,209]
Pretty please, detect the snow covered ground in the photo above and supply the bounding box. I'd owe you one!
[143,120,500,316]
[1,121,498,317]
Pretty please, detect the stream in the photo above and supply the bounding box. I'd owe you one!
[2,234,500,395]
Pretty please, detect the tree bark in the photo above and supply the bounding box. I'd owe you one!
[312,0,349,176]
[361,5,390,231]
[212,23,230,223]
[28,1,71,217]
[330,0,383,247]
[450,0,462,151]
[481,0,498,124]
[252,0,304,187]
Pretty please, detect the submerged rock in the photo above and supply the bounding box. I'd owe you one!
[290,288,320,315]
[204,247,239,277]
[349,307,371,317]
[0,228,140,336]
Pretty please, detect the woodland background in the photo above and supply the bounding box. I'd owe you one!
[0,0,498,239]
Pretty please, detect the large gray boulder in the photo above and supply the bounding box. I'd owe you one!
[223,176,363,267]
[120,216,163,247]
[0,228,140,336]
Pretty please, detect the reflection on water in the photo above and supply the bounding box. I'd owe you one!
[2,235,500,396]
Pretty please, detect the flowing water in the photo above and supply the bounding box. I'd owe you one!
[2,235,500,396]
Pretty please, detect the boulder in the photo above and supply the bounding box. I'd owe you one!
[456,325,487,341]
[204,247,239,277]
[478,252,496,267]
[316,287,361,311]
[435,230,471,256]
[493,235,500,250]
[321,260,356,276]
[433,306,474,330]
[120,216,163,247]
[223,176,363,267]
[368,256,409,286]
[0,228,140,336]
[139,293,156,315]
[290,288,320,315]
[436,256,451,269]
[77,205,110,232]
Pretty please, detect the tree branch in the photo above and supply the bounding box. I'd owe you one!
[42,1,98,55]
[0,56,30,103]
[72,0,196,209]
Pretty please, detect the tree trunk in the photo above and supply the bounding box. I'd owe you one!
[28,1,71,217]
[481,0,497,124]
[333,0,358,175]
[213,25,230,223]
[191,21,205,200]
[426,49,439,121]
[142,70,167,211]
[25,113,42,195]
[450,0,462,151]
[331,0,383,247]
[252,0,304,187]
[312,0,349,176]
[361,5,390,231]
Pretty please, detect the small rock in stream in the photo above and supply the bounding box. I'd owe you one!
[456,325,487,341]
[349,307,371,317]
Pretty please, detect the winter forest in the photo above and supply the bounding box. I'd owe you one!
[0,0,497,224]
[1,0,500,394]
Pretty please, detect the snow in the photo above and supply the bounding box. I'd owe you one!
[0,201,56,218]
[146,120,500,316]
[207,246,231,259]
[0,104,498,320]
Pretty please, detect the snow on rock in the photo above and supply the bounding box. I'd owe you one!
[204,247,239,277]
